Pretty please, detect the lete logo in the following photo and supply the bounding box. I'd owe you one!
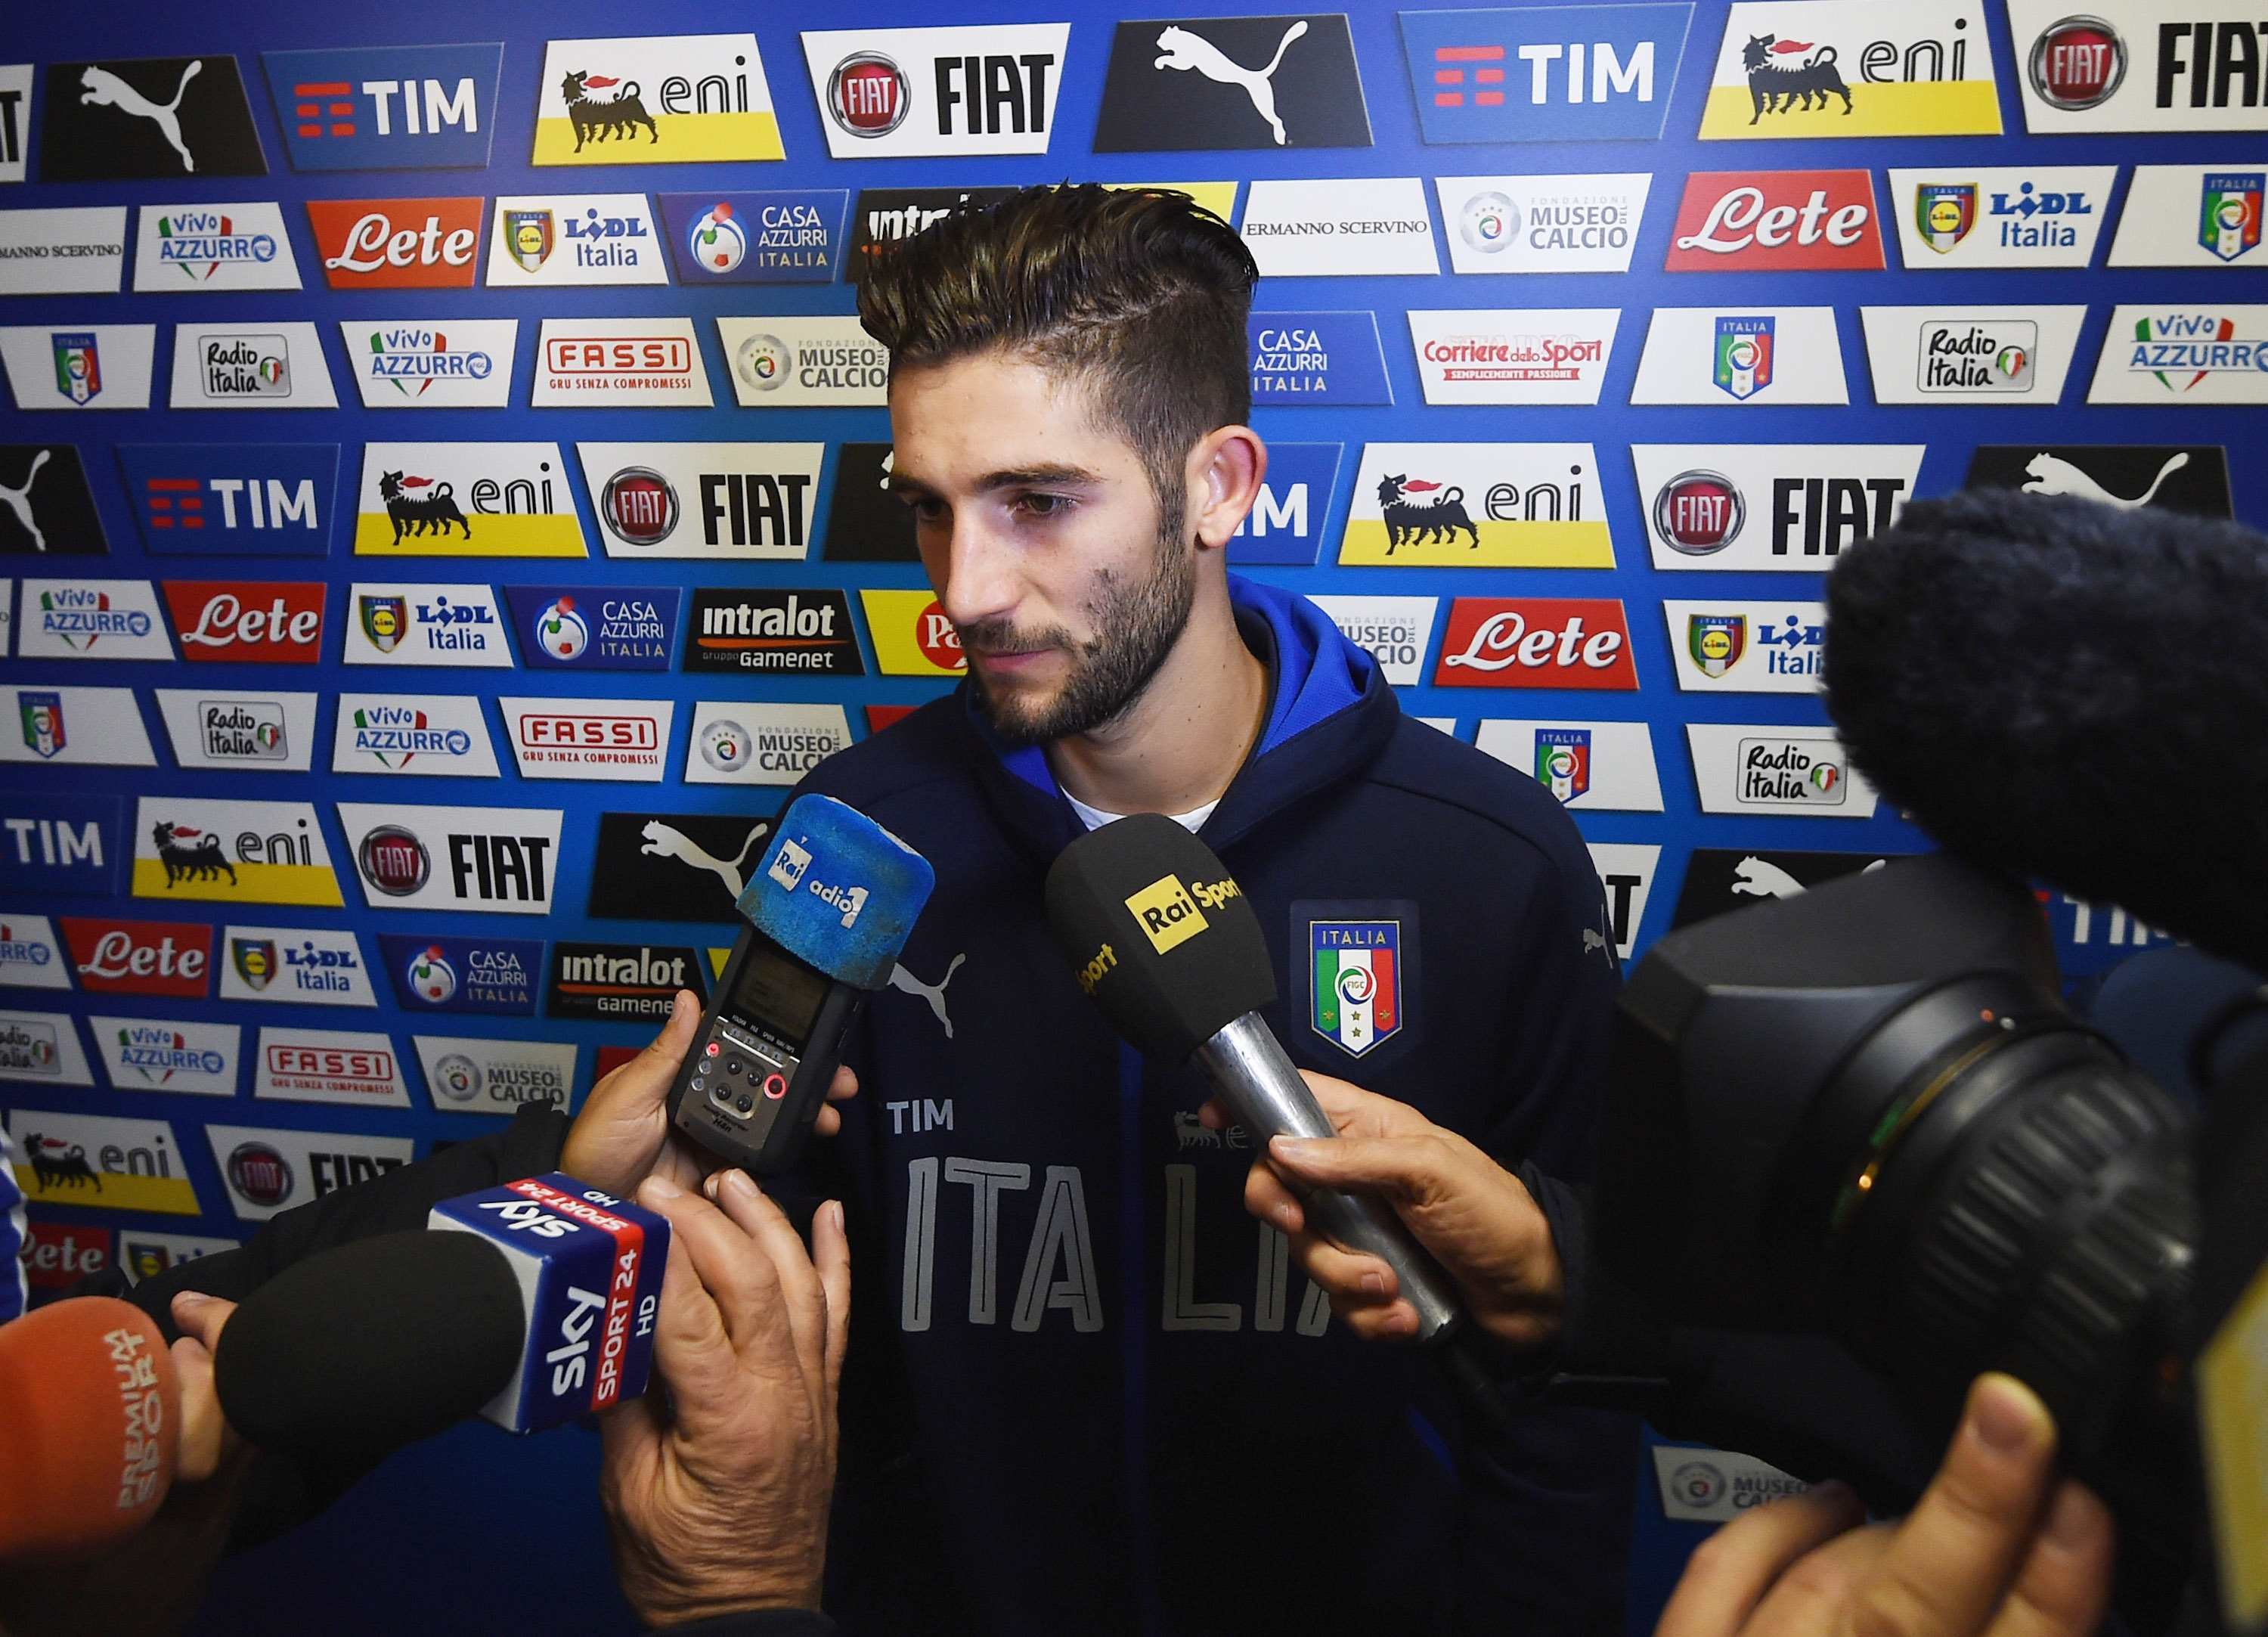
[59,916,213,997]
[161,581,324,663]
[305,197,484,290]
[1667,170,1882,270]
[1432,597,1637,689]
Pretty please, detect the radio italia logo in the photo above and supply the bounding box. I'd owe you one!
[1125,873,1207,954]
[1919,319,2034,390]
[364,327,490,396]
[202,336,288,395]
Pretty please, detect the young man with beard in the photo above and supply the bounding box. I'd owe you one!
[748,183,1639,1635]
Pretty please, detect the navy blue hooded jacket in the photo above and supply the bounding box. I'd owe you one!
[793,577,1639,1636]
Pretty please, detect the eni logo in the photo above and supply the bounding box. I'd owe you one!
[1075,941,1117,995]
[1125,873,1207,953]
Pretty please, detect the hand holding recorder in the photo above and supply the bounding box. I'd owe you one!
[565,794,928,1198]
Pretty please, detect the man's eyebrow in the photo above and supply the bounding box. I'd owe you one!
[886,464,1105,496]
[977,464,1103,491]
[885,464,1108,500]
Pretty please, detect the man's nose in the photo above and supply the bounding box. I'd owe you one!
[934,510,1021,632]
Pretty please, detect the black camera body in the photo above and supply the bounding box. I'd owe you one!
[1591,853,2239,1620]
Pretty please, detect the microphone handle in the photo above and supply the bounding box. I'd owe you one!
[1191,1013,1466,1345]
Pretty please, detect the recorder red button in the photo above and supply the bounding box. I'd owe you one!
[761,1072,788,1100]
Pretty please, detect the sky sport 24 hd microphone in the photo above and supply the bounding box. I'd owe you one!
[669,793,935,1176]
[212,1173,669,1465]
[0,1177,667,1552]
[1043,815,1467,1347]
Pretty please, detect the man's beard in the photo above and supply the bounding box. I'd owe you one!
[959,513,1198,749]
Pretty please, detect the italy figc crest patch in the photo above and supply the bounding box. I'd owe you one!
[1310,919,1400,1057]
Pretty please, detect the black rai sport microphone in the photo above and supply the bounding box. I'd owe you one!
[1045,815,1467,1346]
[1824,488,2268,973]
[214,1173,668,1465]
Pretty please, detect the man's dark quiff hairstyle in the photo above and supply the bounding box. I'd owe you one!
[856,184,1259,516]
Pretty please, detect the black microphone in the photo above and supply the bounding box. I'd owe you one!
[214,1173,668,1465]
[1824,488,2268,974]
[1043,815,1467,1344]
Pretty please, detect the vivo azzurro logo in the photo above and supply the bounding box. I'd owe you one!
[153,210,277,278]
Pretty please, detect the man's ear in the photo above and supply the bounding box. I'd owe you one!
[1188,426,1268,553]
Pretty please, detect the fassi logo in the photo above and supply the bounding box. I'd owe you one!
[60,916,212,997]
[1667,172,1882,271]
[544,336,692,377]
[305,197,483,289]
[1432,598,1637,690]
[161,581,325,663]
[265,1043,394,1080]
[517,712,660,749]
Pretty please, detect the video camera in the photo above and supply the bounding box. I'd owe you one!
[1587,490,2268,1634]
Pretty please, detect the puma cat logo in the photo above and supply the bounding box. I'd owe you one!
[2020,451,2189,512]
[80,61,204,173]
[1730,855,1887,901]
[640,819,770,900]
[888,953,965,1039]
[1154,20,1307,146]
[1730,856,1807,900]
[0,449,51,552]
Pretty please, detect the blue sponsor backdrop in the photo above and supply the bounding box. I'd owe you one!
[2,0,2260,1632]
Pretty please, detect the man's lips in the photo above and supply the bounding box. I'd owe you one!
[967,646,1058,675]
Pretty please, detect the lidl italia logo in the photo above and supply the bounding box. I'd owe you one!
[1311,919,1400,1056]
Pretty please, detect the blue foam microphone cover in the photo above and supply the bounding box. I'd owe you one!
[428,1174,671,1435]
[735,794,935,991]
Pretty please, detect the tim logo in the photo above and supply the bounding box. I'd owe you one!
[1399,5,1692,143]
[1715,316,1774,398]
[260,45,502,170]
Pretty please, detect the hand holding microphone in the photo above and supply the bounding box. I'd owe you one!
[1204,1074,1566,1350]
[1046,814,1467,1346]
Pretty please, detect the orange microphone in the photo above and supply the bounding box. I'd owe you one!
[0,1296,180,1560]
